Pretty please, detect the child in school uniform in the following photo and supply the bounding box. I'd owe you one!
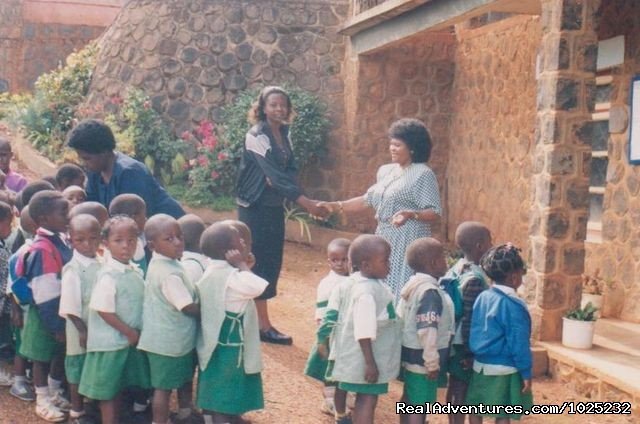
[305,238,351,418]
[59,214,102,424]
[331,234,401,424]
[108,194,150,276]
[15,190,72,422]
[442,222,492,423]
[78,216,150,424]
[398,238,454,424]
[0,201,17,385]
[196,221,268,424]
[466,244,533,423]
[138,214,200,424]
[178,214,209,284]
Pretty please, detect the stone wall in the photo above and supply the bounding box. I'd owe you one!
[447,16,540,252]
[87,0,348,200]
[583,0,640,322]
[340,33,456,233]
[0,0,119,93]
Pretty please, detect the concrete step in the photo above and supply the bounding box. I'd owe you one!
[540,340,640,414]
[593,318,640,358]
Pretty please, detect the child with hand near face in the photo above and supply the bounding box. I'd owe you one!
[195,222,268,424]
[59,214,102,424]
[178,214,209,284]
[78,216,150,424]
[138,214,199,424]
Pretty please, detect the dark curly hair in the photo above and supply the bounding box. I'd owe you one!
[66,119,116,154]
[248,86,294,125]
[102,214,138,239]
[388,118,432,163]
[480,243,526,284]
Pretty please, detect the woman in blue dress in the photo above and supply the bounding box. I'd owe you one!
[321,118,441,302]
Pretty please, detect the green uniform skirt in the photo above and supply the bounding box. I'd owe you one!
[79,347,150,400]
[448,346,472,383]
[19,307,63,362]
[196,312,263,415]
[400,368,438,404]
[466,370,533,420]
[304,343,330,382]
[65,354,86,385]
[147,351,195,390]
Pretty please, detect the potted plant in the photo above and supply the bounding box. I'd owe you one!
[581,273,604,312]
[562,302,599,349]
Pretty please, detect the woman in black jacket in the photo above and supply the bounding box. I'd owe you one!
[236,86,326,345]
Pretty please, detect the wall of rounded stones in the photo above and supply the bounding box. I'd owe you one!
[86,0,349,199]
[447,16,540,257]
[583,0,640,323]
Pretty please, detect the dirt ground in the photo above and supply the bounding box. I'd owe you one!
[0,149,635,423]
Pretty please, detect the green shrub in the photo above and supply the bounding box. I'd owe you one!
[104,88,186,184]
[12,43,98,161]
[186,87,330,200]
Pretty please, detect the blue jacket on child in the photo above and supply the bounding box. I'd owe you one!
[469,286,532,380]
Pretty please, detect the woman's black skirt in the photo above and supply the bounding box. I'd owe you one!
[238,203,285,300]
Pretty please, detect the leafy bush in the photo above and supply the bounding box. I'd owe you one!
[186,87,330,200]
[104,88,185,184]
[11,43,98,161]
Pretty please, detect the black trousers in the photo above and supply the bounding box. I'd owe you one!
[237,203,285,300]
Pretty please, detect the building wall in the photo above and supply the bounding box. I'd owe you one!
[447,15,541,253]
[584,0,640,322]
[341,33,456,233]
[0,0,121,93]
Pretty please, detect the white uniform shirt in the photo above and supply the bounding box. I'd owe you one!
[181,251,210,285]
[153,252,195,311]
[90,257,141,313]
[59,251,100,319]
[207,259,268,313]
[315,270,348,321]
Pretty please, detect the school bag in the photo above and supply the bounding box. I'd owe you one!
[439,262,487,323]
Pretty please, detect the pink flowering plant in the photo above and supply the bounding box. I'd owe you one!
[184,119,237,198]
[105,88,185,184]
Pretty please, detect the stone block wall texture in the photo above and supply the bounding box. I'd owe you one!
[340,33,456,234]
[447,16,540,253]
[0,0,115,93]
[86,0,349,202]
[583,0,640,323]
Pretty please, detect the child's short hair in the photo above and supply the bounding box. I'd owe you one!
[348,234,389,270]
[20,180,56,207]
[102,214,138,239]
[42,175,59,190]
[0,200,13,222]
[29,190,65,224]
[63,185,86,198]
[69,213,100,235]
[144,213,176,241]
[69,201,109,225]
[406,237,443,272]
[178,214,206,252]
[221,219,251,244]
[480,243,526,283]
[109,193,146,217]
[0,190,17,208]
[0,137,12,151]
[200,222,237,260]
[66,119,116,154]
[455,221,490,255]
[56,163,86,189]
[327,238,350,254]
[20,205,38,234]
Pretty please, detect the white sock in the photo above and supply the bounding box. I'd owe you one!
[47,376,62,393]
[69,410,85,418]
[35,386,49,404]
[133,401,148,412]
[203,415,214,424]
[14,375,27,384]
[177,407,192,419]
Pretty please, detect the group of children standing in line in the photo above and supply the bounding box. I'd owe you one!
[305,222,533,424]
[0,136,272,424]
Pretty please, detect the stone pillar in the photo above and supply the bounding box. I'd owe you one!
[528,0,600,340]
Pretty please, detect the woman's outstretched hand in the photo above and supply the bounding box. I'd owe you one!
[306,200,331,219]
[316,201,337,215]
[391,210,415,227]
